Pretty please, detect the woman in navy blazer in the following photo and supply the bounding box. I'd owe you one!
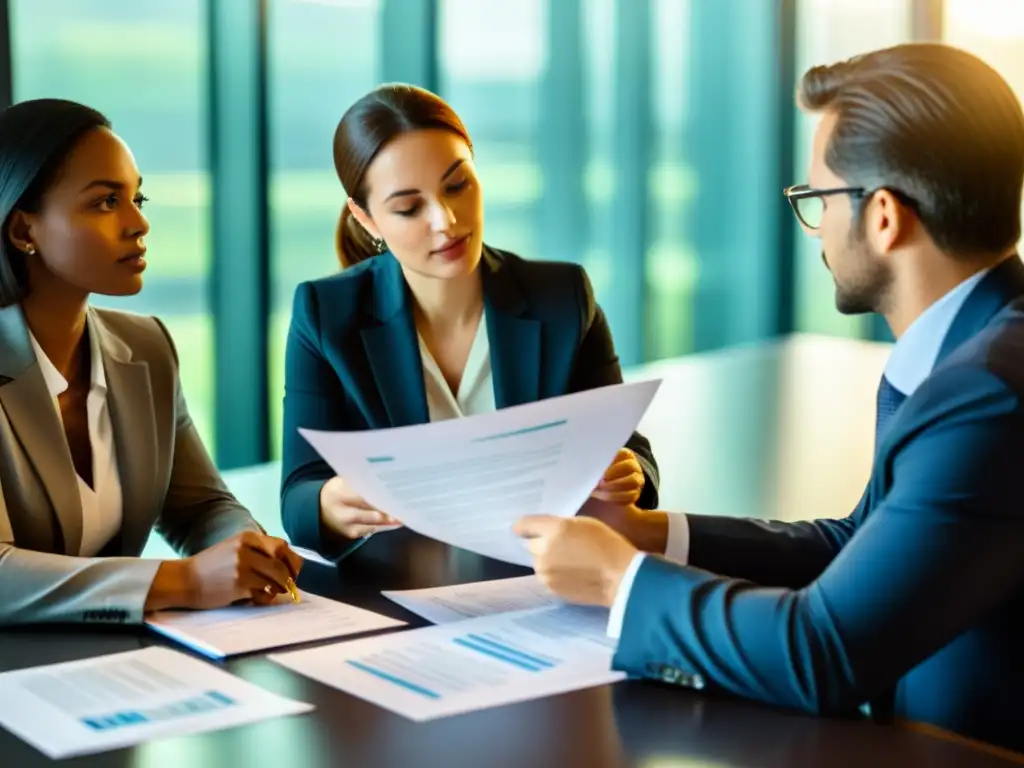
[280,84,660,559]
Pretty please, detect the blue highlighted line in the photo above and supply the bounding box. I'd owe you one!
[79,691,236,732]
[481,632,561,665]
[205,691,236,706]
[346,660,441,699]
[465,634,555,668]
[454,637,542,671]
[367,456,394,463]
[472,419,567,443]
[82,712,147,731]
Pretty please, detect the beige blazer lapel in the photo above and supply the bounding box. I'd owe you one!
[0,304,83,554]
[89,309,158,555]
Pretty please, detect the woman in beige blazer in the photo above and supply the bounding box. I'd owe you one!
[0,98,301,626]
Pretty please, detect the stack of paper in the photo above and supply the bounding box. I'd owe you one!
[146,590,405,659]
[0,647,312,759]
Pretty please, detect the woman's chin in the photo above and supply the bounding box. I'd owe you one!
[93,276,145,298]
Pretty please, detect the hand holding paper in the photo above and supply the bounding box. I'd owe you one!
[319,476,403,539]
[514,515,638,607]
[591,447,645,505]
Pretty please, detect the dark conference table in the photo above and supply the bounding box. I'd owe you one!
[1,335,1018,767]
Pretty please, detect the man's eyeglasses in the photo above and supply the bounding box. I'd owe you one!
[783,184,866,230]
[783,184,918,231]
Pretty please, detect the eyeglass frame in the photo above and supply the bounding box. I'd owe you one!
[783,184,918,231]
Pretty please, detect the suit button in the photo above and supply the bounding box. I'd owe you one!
[660,667,682,684]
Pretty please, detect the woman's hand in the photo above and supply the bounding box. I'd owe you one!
[319,476,402,540]
[146,531,303,611]
[590,447,645,506]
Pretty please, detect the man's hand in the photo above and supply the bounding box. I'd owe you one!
[577,498,670,555]
[513,516,638,607]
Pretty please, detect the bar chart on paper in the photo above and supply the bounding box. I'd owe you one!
[0,647,312,759]
[270,604,624,720]
[79,690,238,732]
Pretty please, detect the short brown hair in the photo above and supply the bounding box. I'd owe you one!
[332,84,472,268]
[799,43,1024,257]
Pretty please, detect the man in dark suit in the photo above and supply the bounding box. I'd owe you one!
[515,43,1024,753]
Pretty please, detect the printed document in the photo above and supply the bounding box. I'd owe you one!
[383,576,560,624]
[299,379,660,565]
[270,604,624,721]
[0,647,312,759]
[290,545,335,567]
[147,590,405,659]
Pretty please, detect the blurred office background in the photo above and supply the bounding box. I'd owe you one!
[2,0,1020,469]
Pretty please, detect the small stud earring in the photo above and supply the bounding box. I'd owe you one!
[24,244,35,256]
[374,237,387,254]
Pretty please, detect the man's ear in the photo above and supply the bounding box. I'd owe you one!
[347,198,380,241]
[864,189,914,255]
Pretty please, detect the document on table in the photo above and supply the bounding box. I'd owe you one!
[270,604,624,721]
[0,646,312,759]
[383,576,561,624]
[147,590,405,659]
[299,379,660,565]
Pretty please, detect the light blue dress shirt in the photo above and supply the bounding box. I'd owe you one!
[606,267,992,638]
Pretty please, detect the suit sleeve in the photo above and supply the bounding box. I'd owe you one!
[613,365,1024,715]
[0,540,162,626]
[152,317,262,555]
[279,283,357,556]
[683,504,861,588]
[0,462,160,626]
[566,266,660,509]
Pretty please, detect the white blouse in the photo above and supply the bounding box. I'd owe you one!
[418,313,496,420]
[29,328,122,557]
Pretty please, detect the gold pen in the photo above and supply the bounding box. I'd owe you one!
[285,577,300,603]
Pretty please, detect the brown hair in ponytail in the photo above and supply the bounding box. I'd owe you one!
[335,205,382,268]
[332,83,472,269]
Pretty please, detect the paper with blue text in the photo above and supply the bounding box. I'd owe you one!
[0,647,312,759]
[270,603,622,721]
[298,380,660,565]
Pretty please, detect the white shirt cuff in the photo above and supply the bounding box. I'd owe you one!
[606,552,646,639]
[605,513,690,640]
[664,512,690,563]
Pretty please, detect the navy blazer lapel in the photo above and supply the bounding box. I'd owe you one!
[360,254,429,427]
[936,255,1024,365]
[481,249,541,408]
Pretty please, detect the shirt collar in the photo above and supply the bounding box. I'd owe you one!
[28,321,107,398]
[883,268,990,396]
